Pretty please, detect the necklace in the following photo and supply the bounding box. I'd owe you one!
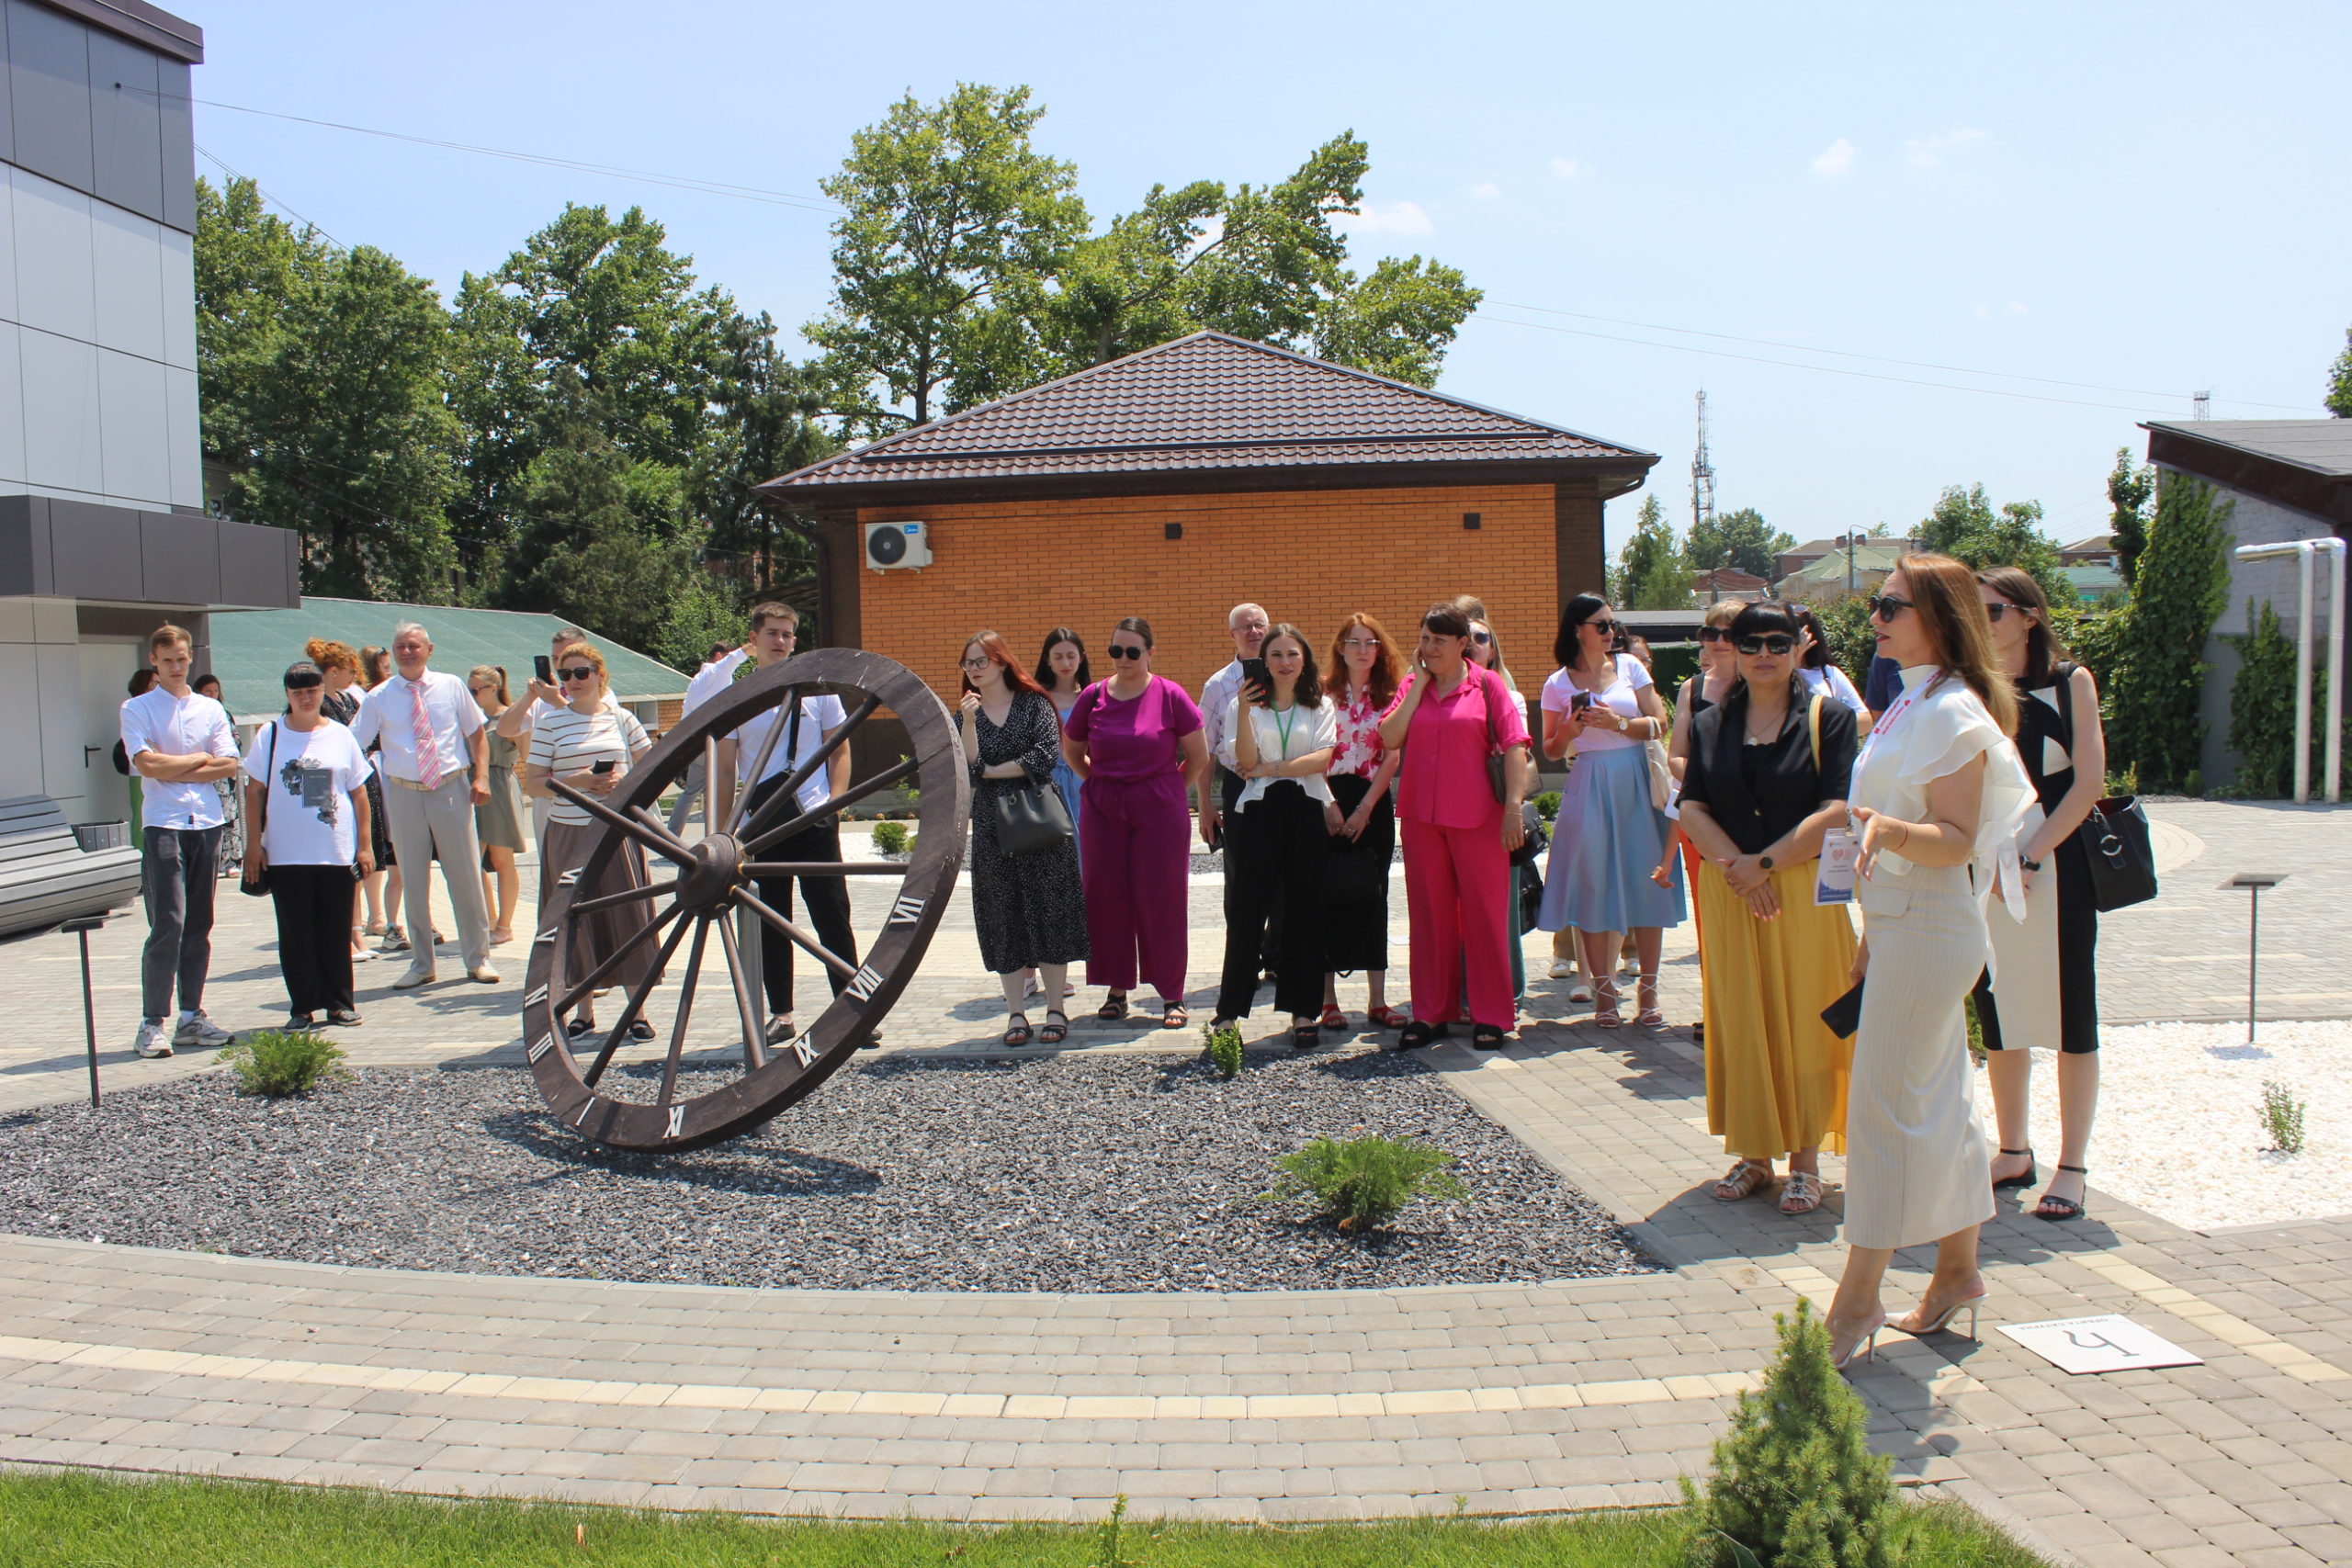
[1744,699,1789,745]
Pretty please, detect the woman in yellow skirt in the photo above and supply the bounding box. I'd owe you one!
[1677,601,1861,1216]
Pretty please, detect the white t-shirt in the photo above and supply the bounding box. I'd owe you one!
[242,720,373,865]
[1540,653,1653,753]
[526,706,650,828]
[120,686,238,829]
[729,692,848,816]
[1797,663,1871,718]
[682,649,750,716]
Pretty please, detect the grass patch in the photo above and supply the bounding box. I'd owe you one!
[0,1472,2055,1567]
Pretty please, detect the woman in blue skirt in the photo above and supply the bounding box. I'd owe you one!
[1538,593,1686,1026]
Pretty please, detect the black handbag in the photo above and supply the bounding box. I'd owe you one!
[1325,827,1388,902]
[240,725,275,897]
[990,781,1074,856]
[2075,795,2156,912]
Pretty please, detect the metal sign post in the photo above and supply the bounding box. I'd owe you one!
[2222,874,2287,1044]
[60,915,108,1106]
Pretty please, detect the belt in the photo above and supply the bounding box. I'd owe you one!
[388,774,455,792]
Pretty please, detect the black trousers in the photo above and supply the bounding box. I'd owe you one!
[269,863,356,1016]
[1322,773,1395,975]
[1216,782,1328,1020]
[745,774,858,1019]
[1220,766,1283,972]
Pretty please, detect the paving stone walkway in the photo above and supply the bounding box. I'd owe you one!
[3,802,2349,1566]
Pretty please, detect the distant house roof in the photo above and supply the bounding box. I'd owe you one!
[1689,567,1768,594]
[1782,542,1912,595]
[758,332,1656,509]
[206,598,688,726]
[2143,419,2352,530]
[2060,532,2114,555]
[2062,563,2124,602]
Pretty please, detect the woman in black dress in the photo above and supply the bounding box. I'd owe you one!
[958,631,1089,1046]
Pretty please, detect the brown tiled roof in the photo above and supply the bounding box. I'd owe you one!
[760,333,1652,502]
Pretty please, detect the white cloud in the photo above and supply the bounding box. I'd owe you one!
[1340,199,1433,237]
[1905,127,1987,168]
[1810,139,1857,177]
[1467,181,1502,200]
[1549,157,1585,180]
[2008,300,2028,315]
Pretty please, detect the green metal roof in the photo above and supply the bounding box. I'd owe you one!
[205,597,689,725]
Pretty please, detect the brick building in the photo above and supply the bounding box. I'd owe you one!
[758,333,1656,755]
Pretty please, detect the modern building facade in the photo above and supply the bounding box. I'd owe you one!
[0,0,298,829]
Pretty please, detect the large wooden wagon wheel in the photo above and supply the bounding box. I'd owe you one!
[521,648,969,1152]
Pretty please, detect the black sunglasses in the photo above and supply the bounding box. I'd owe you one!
[1696,626,1728,643]
[1470,630,1492,644]
[1736,635,1797,656]
[1106,643,1146,660]
[1984,602,2025,622]
[557,666,595,682]
[1586,618,1617,636]
[1867,594,1915,623]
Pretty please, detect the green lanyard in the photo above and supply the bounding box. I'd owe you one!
[1272,704,1295,760]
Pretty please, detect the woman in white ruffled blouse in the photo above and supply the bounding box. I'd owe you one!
[1826,554,2035,1369]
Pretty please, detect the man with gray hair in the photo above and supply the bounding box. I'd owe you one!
[349,621,498,987]
[1198,602,1280,986]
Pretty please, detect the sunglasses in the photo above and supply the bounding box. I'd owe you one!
[558,666,595,682]
[1696,626,1728,643]
[1106,644,1146,660]
[1586,619,1617,636]
[1867,594,1915,623]
[1983,602,2024,622]
[1470,631,1492,645]
[1736,635,1797,656]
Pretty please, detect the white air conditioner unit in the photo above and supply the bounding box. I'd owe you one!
[864,520,932,571]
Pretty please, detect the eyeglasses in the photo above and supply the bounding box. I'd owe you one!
[1736,635,1797,656]
[1106,644,1146,660]
[1983,602,2023,622]
[1867,594,1915,623]
[1339,637,1378,650]
[557,666,595,682]
[1696,626,1728,643]
[958,656,995,670]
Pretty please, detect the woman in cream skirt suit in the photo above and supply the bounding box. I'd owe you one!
[1825,554,2033,1369]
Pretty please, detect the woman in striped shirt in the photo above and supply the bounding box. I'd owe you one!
[525,642,658,1040]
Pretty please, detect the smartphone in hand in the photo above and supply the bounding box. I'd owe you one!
[534,654,553,683]
[1240,657,1271,699]
[591,759,616,774]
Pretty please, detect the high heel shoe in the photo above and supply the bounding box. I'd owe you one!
[1593,978,1623,1029]
[1900,1289,1985,1339]
[1829,1310,1887,1371]
[1635,973,1664,1026]
[1992,1147,2037,1190]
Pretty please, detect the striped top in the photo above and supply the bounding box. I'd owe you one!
[526,705,650,826]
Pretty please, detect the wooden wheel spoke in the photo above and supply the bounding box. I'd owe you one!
[656,917,711,1109]
[571,877,679,916]
[581,913,696,1089]
[715,916,771,1071]
[745,753,924,854]
[548,779,694,865]
[723,681,808,835]
[742,861,910,878]
[738,693,883,840]
[555,902,684,1016]
[731,886,858,980]
[628,805,695,860]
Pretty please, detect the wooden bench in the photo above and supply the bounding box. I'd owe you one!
[0,795,143,941]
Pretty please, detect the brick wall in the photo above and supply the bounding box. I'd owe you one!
[842,481,1606,709]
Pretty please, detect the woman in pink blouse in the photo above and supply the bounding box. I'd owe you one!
[1376,603,1533,1050]
[1320,613,1408,1031]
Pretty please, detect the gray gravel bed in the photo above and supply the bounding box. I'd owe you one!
[0,1053,1652,1293]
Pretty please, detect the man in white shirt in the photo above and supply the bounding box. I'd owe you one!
[710,603,857,1041]
[667,637,750,832]
[348,621,499,988]
[1196,602,1282,982]
[119,624,243,1057]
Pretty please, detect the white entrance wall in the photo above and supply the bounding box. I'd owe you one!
[0,596,150,826]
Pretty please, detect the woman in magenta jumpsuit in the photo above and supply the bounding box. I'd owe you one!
[1378,602,1533,1051]
[1062,615,1211,1029]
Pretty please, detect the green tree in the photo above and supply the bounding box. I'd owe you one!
[195,177,458,601]
[2325,326,2352,418]
[2224,599,2329,798]
[2106,447,2155,587]
[691,309,840,610]
[806,84,1088,434]
[655,579,747,674]
[1917,483,2068,605]
[1687,507,1794,582]
[1611,495,1689,609]
[2106,474,2233,789]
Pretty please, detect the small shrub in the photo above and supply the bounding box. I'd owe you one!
[2183,768,2206,798]
[1534,790,1562,821]
[1087,1494,1142,1568]
[220,1031,347,1099]
[1203,1022,1243,1078]
[1682,1298,1903,1568]
[2261,1081,2307,1154]
[1261,1134,1467,1233]
[870,820,910,856]
[2105,761,2139,797]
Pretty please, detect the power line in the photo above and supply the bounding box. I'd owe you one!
[197,141,341,246]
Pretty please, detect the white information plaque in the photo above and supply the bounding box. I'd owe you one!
[1996,1314,2204,1375]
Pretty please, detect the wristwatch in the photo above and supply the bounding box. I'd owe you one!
[2019,856,2043,872]
[1615,712,1629,733]
[1759,854,1776,871]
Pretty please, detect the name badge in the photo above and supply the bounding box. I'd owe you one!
[1815,829,1858,906]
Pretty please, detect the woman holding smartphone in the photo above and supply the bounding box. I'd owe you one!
[524,642,658,1040]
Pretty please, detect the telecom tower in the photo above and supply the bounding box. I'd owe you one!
[1691,390,1719,598]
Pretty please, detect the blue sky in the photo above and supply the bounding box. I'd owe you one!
[186,0,2349,557]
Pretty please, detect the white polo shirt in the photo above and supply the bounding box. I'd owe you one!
[119,686,238,829]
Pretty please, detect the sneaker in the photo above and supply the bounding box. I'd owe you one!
[379,927,411,953]
[285,1011,317,1031]
[467,964,501,984]
[764,1015,795,1044]
[391,966,437,990]
[1547,959,1575,980]
[325,1009,362,1027]
[350,945,375,964]
[174,1013,234,1049]
[134,1019,173,1058]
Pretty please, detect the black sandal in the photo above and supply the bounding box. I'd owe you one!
[628,1019,655,1041]
[566,1018,595,1039]
[1396,1021,1446,1051]
[1290,1021,1319,1050]
[1993,1147,2038,1190]
[1001,1013,1033,1047]
[1039,1010,1068,1044]
[1472,1023,1508,1051]
[2035,1164,2088,1222]
[1097,993,1128,1021]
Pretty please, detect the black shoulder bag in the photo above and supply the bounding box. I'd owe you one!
[2052,662,2156,912]
[1482,672,1546,867]
[988,696,1075,856]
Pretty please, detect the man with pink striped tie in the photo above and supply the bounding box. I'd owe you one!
[349,622,499,988]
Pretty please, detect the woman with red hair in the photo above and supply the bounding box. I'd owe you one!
[959,630,1089,1045]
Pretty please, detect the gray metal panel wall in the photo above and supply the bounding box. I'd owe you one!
[155,56,187,230]
[6,0,95,193]
[0,3,14,164]
[139,505,214,603]
[214,517,295,608]
[0,496,300,607]
[86,29,161,224]
[44,496,141,597]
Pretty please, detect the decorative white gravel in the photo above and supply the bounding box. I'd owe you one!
[1973,1019,2352,1233]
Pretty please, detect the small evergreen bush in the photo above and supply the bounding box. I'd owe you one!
[220,1031,348,1099]
[2261,1081,2307,1155]
[2225,598,2330,798]
[1682,1298,1903,1568]
[1261,1134,1466,1233]
[1203,1021,1243,1079]
[1534,790,1562,821]
[870,820,910,856]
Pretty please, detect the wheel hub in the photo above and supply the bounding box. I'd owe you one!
[677,833,746,911]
